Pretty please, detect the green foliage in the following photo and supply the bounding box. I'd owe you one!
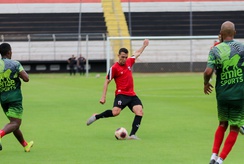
[0,73,243,163]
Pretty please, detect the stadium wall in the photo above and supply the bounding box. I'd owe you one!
[20,60,106,73]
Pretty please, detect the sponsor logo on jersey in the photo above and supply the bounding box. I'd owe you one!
[0,69,16,92]
[220,54,243,86]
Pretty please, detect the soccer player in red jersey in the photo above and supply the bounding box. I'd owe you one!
[86,39,149,139]
[210,34,223,49]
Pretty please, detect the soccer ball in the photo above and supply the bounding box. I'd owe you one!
[240,125,244,135]
[115,127,128,140]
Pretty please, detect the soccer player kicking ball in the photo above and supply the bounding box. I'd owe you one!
[0,43,33,152]
[86,39,149,140]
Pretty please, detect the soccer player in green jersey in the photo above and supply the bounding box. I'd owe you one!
[204,21,244,164]
[0,43,33,152]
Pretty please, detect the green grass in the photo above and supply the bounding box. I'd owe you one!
[0,73,243,164]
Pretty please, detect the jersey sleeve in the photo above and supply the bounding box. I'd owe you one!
[15,61,24,73]
[127,57,135,66]
[107,65,116,80]
[206,49,216,69]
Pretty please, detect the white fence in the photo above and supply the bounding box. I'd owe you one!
[2,33,107,61]
[10,40,107,61]
[3,35,244,65]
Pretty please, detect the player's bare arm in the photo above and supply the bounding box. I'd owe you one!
[203,67,214,94]
[133,39,149,59]
[19,70,29,82]
[100,78,111,104]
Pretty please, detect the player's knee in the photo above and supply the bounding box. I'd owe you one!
[138,110,144,116]
[219,121,228,129]
[10,118,21,128]
[112,108,121,116]
[230,125,240,132]
[134,108,143,116]
[10,122,21,130]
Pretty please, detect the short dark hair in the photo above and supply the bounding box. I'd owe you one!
[118,48,128,54]
[0,43,11,56]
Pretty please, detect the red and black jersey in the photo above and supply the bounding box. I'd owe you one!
[107,57,136,96]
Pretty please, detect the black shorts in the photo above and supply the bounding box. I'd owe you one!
[113,94,143,111]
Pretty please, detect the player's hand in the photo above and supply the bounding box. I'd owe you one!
[143,39,149,47]
[204,83,213,95]
[99,97,106,104]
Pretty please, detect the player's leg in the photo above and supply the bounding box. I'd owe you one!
[209,100,228,164]
[0,103,22,151]
[97,106,122,118]
[128,105,143,139]
[128,96,143,139]
[0,117,21,151]
[2,117,21,134]
[215,125,239,164]
[82,66,85,75]
[215,100,244,164]
[74,67,76,75]
[70,66,75,75]
[9,119,33,152]
[77,66,81,75]
[0,132,2,151]
[12,127,34,152]
[13,128,25,145]
[86,95,126,126]
[1,102,33,152]
[69,66,72,75]
[86,107,122,126]
[79,65,83,75]
[209,121,228,164]
[0,104,7,150]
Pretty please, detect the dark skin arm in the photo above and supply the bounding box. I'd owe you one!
[203,67,214,94]
[19,70,29,82]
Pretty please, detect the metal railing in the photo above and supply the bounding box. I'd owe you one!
[1,33,107,61]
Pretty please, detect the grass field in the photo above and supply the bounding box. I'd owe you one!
[0,73,243,164]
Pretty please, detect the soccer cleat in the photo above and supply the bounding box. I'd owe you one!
[127,135,140,140]
[215,157,223,164]
[0,136,2,151]
[86,115,97,126]
[209,159,216,164]
[24,141,34,152]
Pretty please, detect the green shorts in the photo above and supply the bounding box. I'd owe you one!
[217,99,244,127]
[1,101,23,119]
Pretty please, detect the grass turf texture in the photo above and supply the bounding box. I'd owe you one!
[0,73,243,164]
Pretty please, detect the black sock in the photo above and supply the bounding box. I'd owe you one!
[130,115,142,136]
[95,110,113,119]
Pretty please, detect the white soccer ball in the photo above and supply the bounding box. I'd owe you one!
[240,125,244,135]
[115,127,128,140]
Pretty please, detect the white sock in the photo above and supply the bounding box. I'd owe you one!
[216,157,224,164]
[210,153,218,160]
